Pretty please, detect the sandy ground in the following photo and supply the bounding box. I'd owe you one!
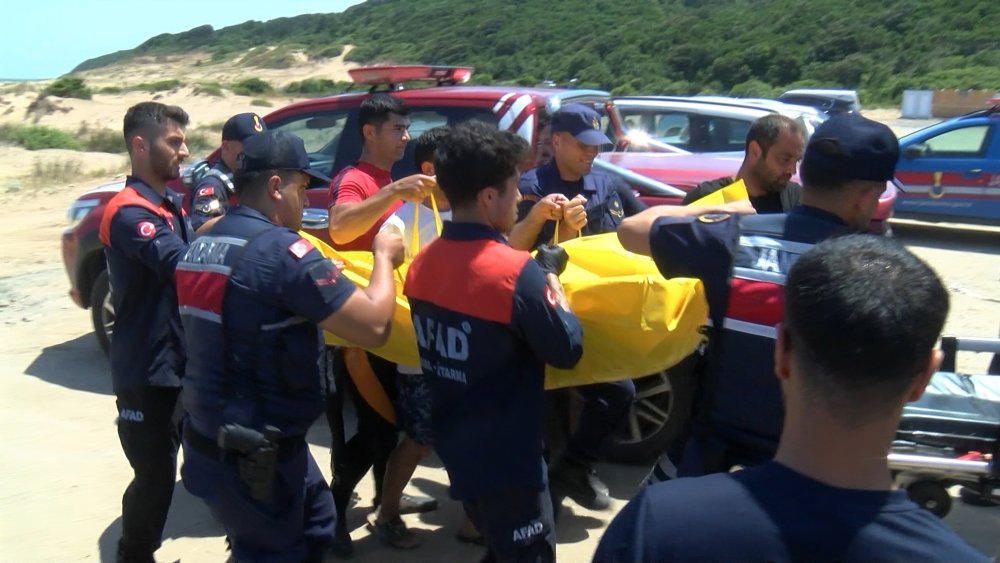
[0,81,998,562]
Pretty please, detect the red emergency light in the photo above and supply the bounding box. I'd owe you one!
[348,65,474,87]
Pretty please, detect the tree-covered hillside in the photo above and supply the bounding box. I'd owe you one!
[73,0,999,104]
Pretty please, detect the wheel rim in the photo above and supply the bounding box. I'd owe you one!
[101,292,115,343]
[621,372,674,445]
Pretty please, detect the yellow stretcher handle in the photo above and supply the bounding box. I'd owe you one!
[552,219,581,245]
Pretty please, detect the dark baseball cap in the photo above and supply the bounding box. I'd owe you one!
[238,130,331,184]
[551,103,612,146]
[802,113,899,182]
[222,112,267,141]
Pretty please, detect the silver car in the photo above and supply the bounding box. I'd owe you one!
[614,95,827,153]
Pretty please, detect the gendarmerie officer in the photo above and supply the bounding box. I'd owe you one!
[510,103,644,513]
[188,112,267,232]
[99,101,193,563]
[176,129,404,562]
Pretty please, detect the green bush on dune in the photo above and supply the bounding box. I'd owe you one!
[134,79,183,93]
[0,124,80,150]
[44,77,92,100]
[283,78,351,97]
[230,78,273,96]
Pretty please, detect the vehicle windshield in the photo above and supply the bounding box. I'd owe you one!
[269,105,498,178]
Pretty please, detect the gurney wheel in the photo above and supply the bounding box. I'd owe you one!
[906,480,952,517]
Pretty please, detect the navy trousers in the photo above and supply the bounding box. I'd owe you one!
[181,436,336,563]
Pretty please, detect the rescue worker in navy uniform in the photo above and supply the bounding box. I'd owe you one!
[616,113,900,483]
[595,236,989,563]
[176,130,404,562]
[189,112,267,232]
[510,103,644,513]
[404,120,583,562]
[99,101,192,563]
[682,114,806,213]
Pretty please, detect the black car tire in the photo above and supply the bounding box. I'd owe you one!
[906,480,952,518]
[601,353,700,464]
[90,269,113,357]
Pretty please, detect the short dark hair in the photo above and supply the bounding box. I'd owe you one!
[745,114,804,156]
[784,234,948,423]
[123,102,189,154]
[413,126,450,170]
[358,93,409,138]
[434,121,528,208]
[233,169,295,199]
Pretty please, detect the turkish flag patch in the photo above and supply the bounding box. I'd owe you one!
[196,186,215,198]
[288,237,315,259]
[137,221,156,238]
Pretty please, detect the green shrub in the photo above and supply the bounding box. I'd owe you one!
[0,125,80,150]
[242,46,298,69]
[97,86,124,94]
[283,78,349,96]
[134,79,182,93]
[230,78,273,96]
[250,98,273,107]
[44,77,92,100]
[194,82,224,97]
[729,79,778,98]
[314,45,344,59]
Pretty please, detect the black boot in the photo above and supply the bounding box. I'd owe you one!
[548,455,611,511]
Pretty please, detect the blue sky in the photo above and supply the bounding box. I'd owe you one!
[2,0,364,80]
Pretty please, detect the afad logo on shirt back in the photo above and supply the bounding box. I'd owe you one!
[413,314,470,361]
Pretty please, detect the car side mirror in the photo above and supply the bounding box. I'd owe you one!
[903,144,929,159]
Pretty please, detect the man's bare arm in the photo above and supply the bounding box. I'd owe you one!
[328,174,435,245]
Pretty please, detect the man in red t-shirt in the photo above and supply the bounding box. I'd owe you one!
[324,93,439,555]
[327,94,436,250]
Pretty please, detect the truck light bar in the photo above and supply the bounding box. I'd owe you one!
[348,65,474,86]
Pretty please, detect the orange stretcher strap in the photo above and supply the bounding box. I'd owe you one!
[343,347,396,424]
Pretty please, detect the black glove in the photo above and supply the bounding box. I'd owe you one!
[534,244,568,276]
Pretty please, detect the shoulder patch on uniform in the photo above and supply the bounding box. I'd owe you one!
[196,186,215,198]
[137,221,156,238]
[288,237,315,259]
[609,196,624,217]
[698,213,731,224]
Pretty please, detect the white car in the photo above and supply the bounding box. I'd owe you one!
[614,96,827,153]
